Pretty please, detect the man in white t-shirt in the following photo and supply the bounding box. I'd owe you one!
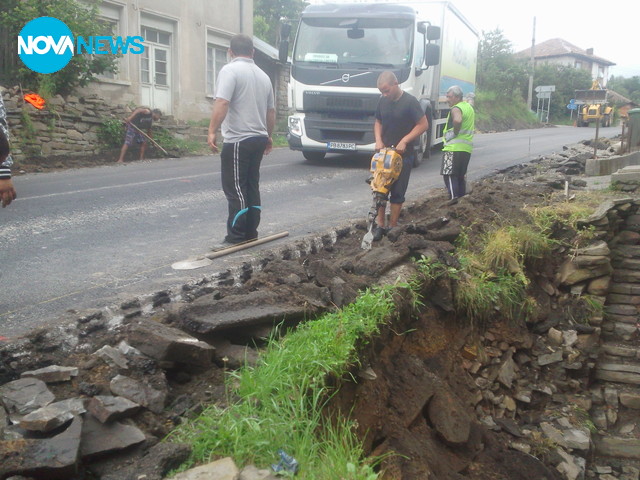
[207,34,276,245]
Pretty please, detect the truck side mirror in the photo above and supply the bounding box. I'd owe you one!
[279,22,291,64]
[424,43,440,67]
[281,23,292,39]
[426,25,440,41]
[279,41,289,63]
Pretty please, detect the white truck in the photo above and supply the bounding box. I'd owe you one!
[279,1,478,165]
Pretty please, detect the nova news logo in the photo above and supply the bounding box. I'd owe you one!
[18,16,145,74]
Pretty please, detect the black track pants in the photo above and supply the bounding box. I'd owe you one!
[220,137,268,243]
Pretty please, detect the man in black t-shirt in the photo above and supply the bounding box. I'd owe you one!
[373,71,428,240]
[117,107,162,163]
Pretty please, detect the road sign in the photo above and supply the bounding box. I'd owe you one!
[567,103,578,110]
[536,92,552,99]
[569,98,576,104]
[535,85,556,93]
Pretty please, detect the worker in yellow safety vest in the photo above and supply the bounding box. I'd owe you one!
[440,85,475,203]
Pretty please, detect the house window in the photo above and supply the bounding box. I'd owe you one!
[155,48,168,86]
[207,44,227,95]
[96,18,117,79]
[95,2,125,81]
[574,60,582,69]
[140,27,172,85]
[141,48,150,84]
[142,27,171,46]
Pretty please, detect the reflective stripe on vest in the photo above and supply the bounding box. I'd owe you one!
[443,101,475,153]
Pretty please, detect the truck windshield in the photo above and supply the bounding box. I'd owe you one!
[294,17,413,68]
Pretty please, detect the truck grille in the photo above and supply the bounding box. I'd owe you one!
[303,92,380,114]
[303,113,376,144]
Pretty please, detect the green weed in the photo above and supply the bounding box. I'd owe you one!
[153,127,208,155]
[582,295,605,318]
[169,285,398,478]
[273,133,289,148]
[454,269,528,327]
[530,431,558,460]
[97,117,124,148]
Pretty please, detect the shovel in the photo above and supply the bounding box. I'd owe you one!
[361,223,374,250]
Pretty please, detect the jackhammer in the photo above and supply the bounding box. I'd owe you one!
[361,148,403,250]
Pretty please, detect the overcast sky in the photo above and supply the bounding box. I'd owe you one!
[451,0,638,78]
[305,0,639,78]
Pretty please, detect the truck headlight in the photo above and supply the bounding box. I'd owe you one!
[288,117,302,137]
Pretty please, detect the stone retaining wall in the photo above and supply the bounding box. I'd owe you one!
[1,85,131,162]
[1,85,201,164]
[577,198,640,471]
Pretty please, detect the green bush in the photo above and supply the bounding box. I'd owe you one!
[97,118,125,148]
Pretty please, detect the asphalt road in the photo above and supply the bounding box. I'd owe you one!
[0,125,619,337]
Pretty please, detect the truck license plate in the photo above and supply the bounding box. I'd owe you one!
[328,142,357,151]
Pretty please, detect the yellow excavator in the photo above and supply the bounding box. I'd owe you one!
[575,80,613,127]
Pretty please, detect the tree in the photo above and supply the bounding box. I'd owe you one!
[608,75,640,104]
[253,0,306,46]
[0,0,118,97]
[477,28,529,98]
[533,64,591,121]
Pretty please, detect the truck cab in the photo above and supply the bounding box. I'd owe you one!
[281,3,445,163]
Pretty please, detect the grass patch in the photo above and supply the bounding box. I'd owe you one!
[418,222,552,328]
[526,195,606,249]
[482,224,554,278]
[186,118,211,128]
[527,202,594,234]
[474,90,539,131]
[454,265,530,326]
[169,284,403,478]
[152,127,210,156]
[273,133,289,148]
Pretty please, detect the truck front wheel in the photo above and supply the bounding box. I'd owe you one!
[414,129,431,167]
[302,151,326,162]
[415,107,433,167]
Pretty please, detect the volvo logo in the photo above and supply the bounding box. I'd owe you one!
[342,74,350,83]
